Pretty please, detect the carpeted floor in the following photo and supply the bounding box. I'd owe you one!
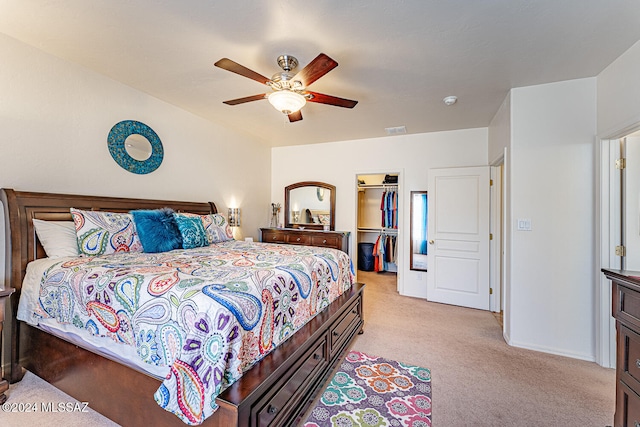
[352,271,616,426]
[2,270,616,426]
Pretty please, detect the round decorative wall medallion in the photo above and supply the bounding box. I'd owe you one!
[107,120,163,174]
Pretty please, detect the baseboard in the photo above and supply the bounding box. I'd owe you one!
[507,339,597,363]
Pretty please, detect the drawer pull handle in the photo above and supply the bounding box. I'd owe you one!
[333,331,339,337]
[635,421,640,427]
[352,309,357,314]
[296,237,301,242]
[267,405,278,415]
[313,353,321,360]
[323,239,327,243]
[636,359,640,369]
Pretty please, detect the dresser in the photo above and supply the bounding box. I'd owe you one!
[603,269,640,427]
[259,228,350,254]
[0,287,15,404]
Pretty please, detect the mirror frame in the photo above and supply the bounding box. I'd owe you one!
[284,181,336,230]
[410,191,429,271]
[107,120,164,175]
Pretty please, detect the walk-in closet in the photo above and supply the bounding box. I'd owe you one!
[356,173,399,276]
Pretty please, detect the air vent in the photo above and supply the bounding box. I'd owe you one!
[385,126,407,136]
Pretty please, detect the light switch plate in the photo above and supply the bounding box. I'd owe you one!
[517,218,532,231]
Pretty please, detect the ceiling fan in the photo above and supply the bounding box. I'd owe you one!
[214,53,358,122]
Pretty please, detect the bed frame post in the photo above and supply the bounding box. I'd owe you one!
[1,189,26,383]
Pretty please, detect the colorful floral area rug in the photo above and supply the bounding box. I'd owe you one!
[301,350,432,427]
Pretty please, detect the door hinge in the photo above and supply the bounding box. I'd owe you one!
[616,245,626,256]
[490,233,493,240]
[616,158,626,170]
[490,179,493,186]
[489,288,493,295]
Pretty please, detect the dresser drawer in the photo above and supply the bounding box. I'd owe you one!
[286,234,311,245]
[262,230,286,243]
[621,325,640,390]
[311,234,340,249]
[615,284,640,331]
[617,379,640,427]
[253,337,328,427]
[329,298,362,358]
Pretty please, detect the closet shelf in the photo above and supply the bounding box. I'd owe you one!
[357,184,398,191]
[357,227,398,234]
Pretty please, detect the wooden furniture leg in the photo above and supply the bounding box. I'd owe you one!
[0,288,16,404]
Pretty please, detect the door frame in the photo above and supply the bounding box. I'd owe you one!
[353,169,404,293]
[490,160,504,314]
[598,120,640,368]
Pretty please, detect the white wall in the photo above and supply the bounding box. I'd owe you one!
[488,95,511,164]
[509,78,597,360]
[271,128,488,298]
[598,40,640,137]
[0,34,271,287]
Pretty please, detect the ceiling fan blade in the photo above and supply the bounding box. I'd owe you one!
[306,91,358,108]
[293,53,338,87]
[214,58,271,85]
[288,110,303,122]
[222,94,267,105]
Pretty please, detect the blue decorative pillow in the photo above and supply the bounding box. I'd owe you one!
[130,208,182,253]
[174,213,208,249]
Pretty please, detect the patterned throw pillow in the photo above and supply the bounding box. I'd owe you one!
[202,213,234,243]
[71,208,143,256]
[174,213,209,249]
[130,208,182,253]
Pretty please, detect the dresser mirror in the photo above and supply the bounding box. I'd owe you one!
[285,181,336,230]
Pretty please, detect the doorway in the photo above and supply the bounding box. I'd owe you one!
[355,172,400,290]
[599,128,640,368]
[490,160,505,326]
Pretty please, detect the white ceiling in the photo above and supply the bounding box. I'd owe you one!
[1,0,639,147]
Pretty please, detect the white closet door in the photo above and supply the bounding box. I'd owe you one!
[427,166,490,310]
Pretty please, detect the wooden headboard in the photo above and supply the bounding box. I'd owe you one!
[1,188,216,295]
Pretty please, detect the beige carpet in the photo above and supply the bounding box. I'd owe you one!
[2,270,615,426]
[352,270,615,426]
[2,370,119,427]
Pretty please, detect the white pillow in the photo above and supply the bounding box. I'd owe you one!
[32,219,80,258]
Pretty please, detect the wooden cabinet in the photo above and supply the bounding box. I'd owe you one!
[0,287,15,404]
[603,269,640,427]
[259,228,350,255]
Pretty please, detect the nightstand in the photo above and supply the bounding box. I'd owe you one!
[0,287,15,404]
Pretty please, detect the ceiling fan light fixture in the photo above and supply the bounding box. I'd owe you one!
[268,90,306,114]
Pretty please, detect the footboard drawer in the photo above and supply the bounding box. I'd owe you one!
[253,337,328,427]
[329,298,362,358]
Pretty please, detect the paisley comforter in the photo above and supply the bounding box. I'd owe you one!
[32,240,355,425]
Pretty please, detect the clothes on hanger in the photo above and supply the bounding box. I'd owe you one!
[372,232,397,272]
[380,187,398,229]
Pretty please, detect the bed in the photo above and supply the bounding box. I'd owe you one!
[1,188,364,427]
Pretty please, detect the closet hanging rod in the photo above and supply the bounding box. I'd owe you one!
[379,228,398,235]
[357,184,398,189]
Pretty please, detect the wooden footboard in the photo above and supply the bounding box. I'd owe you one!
[19,282,364,427]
